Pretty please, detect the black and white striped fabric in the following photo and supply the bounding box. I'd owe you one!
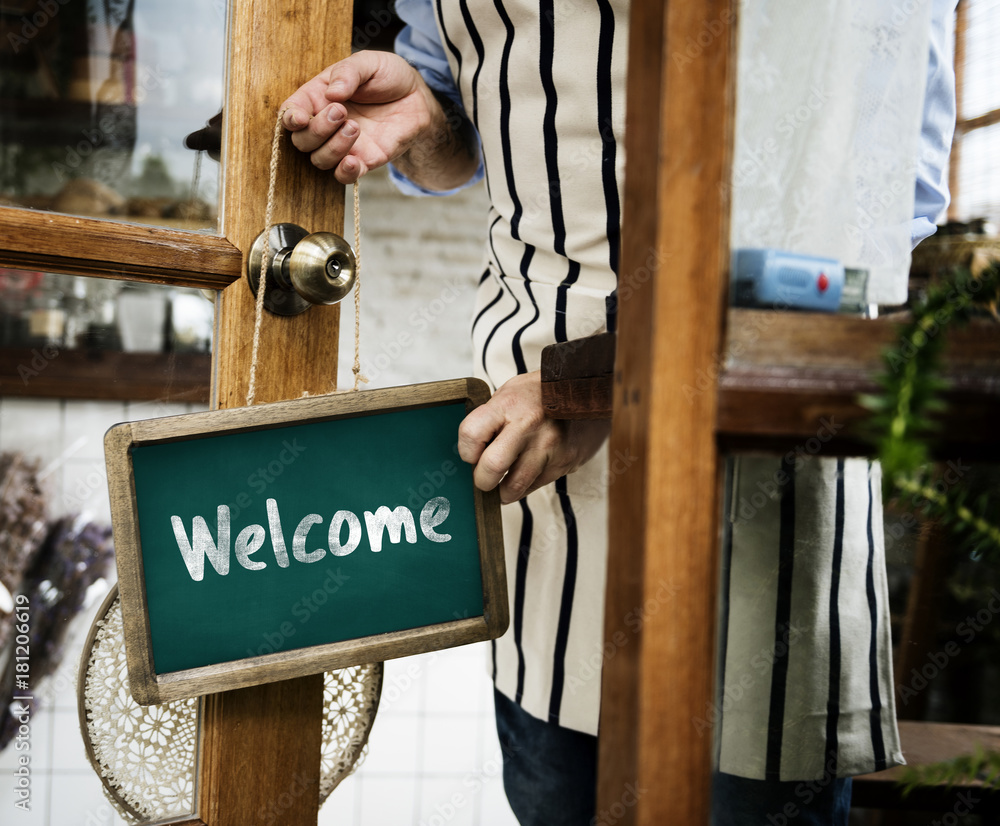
[717,456,902,780]
[421,0,902,781]
[429,0,627,736]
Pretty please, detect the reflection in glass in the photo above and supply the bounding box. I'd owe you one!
[0,268,211,823]
[711,4,948,815]
[0,0,226,231]
[0,267,213,353]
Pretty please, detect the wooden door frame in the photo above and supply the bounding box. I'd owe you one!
[190,1,354,823]
[598,1,736,821]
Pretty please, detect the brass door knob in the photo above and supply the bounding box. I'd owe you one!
[247,223,357,316]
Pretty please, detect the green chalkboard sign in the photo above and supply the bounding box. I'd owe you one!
[106,379,507,705]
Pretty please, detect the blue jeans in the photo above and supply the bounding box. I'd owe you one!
[494,690,852,826]
[711,771,852,826]
[494,689,598,826]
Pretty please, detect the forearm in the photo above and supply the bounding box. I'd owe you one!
[393,86,481,192]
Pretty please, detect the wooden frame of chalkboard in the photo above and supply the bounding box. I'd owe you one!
[106,378,507,705]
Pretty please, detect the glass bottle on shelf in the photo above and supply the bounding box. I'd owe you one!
[82,279,122,351]
[63,277,92,351]
[0,269,42,348]
[26,274,66,349]
[117,283,167,353]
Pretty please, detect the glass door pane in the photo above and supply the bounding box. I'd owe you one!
[0,0,226,232]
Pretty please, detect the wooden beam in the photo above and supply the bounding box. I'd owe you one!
[0,206,242,289]
[199,678,326,825]
[599,1,735,824]
[948,0,967,223]
[198,1,352,825]
[957,108,1000,134]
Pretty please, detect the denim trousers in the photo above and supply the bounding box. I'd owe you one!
[494,690,852,826]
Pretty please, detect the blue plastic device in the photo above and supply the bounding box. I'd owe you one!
[732,248,845,312]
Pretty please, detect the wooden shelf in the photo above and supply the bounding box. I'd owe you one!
[541,310,1000,459]
[852,721,1000,814]
[717,310,1000,457]
[0,347,210,403]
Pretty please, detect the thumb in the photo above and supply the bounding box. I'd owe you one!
[325,50,420,104]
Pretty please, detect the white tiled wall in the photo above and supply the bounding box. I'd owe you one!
[1,168,520,825]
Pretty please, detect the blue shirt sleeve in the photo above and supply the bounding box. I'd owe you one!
[388,0,485,197]
[912,0,959,248]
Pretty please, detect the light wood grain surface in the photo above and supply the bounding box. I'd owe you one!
[197,1,353,824]
[0,206,242,288]
[599,1,735,823]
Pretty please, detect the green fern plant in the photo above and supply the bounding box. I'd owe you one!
[861,257,1000,792]
[898,744,1000,797]
[861,259,1000,559]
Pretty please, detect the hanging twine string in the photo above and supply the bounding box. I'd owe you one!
[246,110,286,407]
[351,183,368,392]
[246,110,366,406]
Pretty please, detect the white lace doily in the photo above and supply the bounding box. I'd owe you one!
[78,586,382,822]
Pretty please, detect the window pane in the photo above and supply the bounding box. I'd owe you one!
[0,0,226,232]
[957,121,1000,225]
[962,0,1000,122]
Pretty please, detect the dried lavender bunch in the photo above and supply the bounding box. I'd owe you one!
[0,515,114,750]
[0,453,48,651]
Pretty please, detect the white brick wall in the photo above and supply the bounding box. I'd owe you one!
[338,168,490,390]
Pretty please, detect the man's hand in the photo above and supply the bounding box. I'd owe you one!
[458,372,611,504]
[281,50,478,189]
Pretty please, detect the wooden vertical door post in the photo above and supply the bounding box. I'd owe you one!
[198,1,352,824]
[599,0,736,823]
